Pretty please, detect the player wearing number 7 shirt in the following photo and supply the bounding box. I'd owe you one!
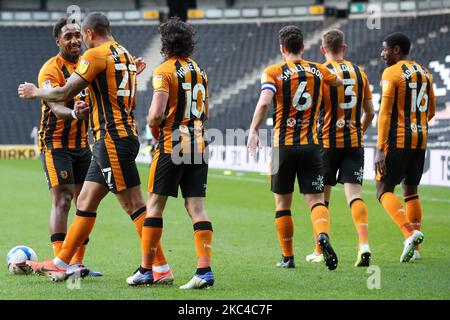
[306,29,375,267]
[375,33,435,263]
[18,12,173,283]
[248,26,343,271]
[126,18,214,289]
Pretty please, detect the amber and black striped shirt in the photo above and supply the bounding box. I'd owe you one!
[261,59,337,147]
[378,60,436,150]
[74,41,138,141]
[37,54,88,152]
[320,59,372,148]
[152,57,208,154]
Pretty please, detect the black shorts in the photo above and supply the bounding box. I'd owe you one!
[41,147,91,189]
[85,136,141,193]
[270,145,325,194]
[322,147,365,186]
[148,148,208,198]
[377,147,425,186]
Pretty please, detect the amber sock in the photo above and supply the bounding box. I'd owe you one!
[275,210,294,258]
[311,203,330,237]
[141,217,163,270]
[57,210,96,264]
[193,221,213,269]
[350,198,369,248]
[404,194,422,250]
[50,233,66,257]
[380,192,414,239]
[70,238,89,265]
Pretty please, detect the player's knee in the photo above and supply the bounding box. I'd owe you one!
[53,190,73,213]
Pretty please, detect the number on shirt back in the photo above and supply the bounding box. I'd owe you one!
[339,78,357,109]
[408,82,428,112]
[115,63,137,98]
[182,82,206,119]
[292,81,311,111]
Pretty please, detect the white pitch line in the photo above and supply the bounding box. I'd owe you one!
[208,173,450,204]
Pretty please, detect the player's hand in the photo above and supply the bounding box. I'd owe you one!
[374,148,387,176]
[247,130,262,157]
[134,56,146,75]
[151,126,160,139]
[18,82,38,99]
[73,101,90,119]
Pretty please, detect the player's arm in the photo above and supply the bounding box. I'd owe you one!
[320,64,343,87]
[47,100,89,120]
[18,73,88,102]
[427,76,436,121]
[361,99,375,133]
[248,89,274,155]
[147,91,169,128]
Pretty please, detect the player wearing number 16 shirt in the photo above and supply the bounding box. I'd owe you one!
[248,26,343,271]
[306,30,375,268]
[375,33,436,263]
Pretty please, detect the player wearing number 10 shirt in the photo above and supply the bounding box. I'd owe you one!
[375,33,436,263]
[307,30,375,268]
[248,26,343,272]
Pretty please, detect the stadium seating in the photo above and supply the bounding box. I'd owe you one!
[1,13,449,147]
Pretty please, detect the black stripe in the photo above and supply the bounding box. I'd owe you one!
[44,102,58,149]
[349,197,364,208]
[83,237,90,245]
[339,62,352,148]
[171,60,187,152]
[415,67,423,149]
[60,64,74,148]
[353,64,364,147]
[90,79,107,139]
[193,221,213,231]
[50,233,66,242]
[275,210,291,218]
[280,63,291,146]
[187,60,198,153]
[110,45,135,138]
[98,70,120,139]
[143,217,163,228]
[401,64,412,148]
[388,88,399,147]
[404,195,419,202]
[327,63,338,148]
[307,63,321,145]
[130,206,146,221]
[311,203,326,211]
[423,71,431,148]
[76,209,97,218]
[293,63,306,145]
[318,99,325,146]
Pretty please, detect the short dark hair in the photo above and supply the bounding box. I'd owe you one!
[383,32,411,55]
[53,17,79,38]
[82,12,111,37]
[159,17,195,58]
[278,25,303,54]
[322,29,344,54]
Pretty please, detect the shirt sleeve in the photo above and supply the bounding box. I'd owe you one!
[377,69,397,149]
[261,66,277,93]
[74,48,106,83]
[380,68,397,98]
[38,65,60,89]
[319,64,337,86]
[427,73,436,121]
[361,69,373,100]
[152,66,171,93]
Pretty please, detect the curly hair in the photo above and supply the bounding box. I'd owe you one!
[278,25,304,54]
[159,17,196,58]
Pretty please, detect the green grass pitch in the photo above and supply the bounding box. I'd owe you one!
[0,159,449,300]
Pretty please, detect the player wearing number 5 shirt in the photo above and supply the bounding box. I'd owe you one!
[248,26,343,272]
[375,33,436,263]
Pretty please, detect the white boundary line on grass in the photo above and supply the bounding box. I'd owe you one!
[209,173,450,204]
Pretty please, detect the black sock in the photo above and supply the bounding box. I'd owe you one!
[196,267,212,275]
[283,255,294,262]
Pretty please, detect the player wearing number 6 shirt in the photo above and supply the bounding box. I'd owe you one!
[306,30,375,267]
[18,12,172,283]
[248,26,343,271]
[375,33,436,263]
[126,18,214,289]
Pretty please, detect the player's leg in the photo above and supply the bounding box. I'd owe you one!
[270,146,296,268]
[300,144,337,271]
[375,148,423,262]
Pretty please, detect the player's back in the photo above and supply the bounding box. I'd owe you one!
[320,59,371,148]
[75,41,138,141]
[152,56,208,154]
[38,54,88,152]
[262,59,336,147]
[380,60,435,149]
